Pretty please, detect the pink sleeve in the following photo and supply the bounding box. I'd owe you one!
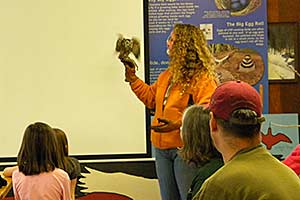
[53,168,71,200]
[12,170,21,200]
[60,173,71,200]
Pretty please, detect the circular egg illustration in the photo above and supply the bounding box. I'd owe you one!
[210,44,264,86]
[215,0,262,16]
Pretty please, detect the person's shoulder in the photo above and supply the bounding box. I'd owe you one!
[193,72,217,87]
[203,160,242,183]
[67,156,79,163]
[193,172,224,200]
[67,156,80,167]
[54,168,69,179]
[205,158,224,169]
[65,156,81,179]
[198,73,217,83]
[12,169,23,180]
[196,163,246,198]
[54,168,68,174]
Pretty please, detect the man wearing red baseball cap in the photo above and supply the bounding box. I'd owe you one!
[194,80,300,200]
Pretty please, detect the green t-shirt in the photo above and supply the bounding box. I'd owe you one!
[193,144,300,200]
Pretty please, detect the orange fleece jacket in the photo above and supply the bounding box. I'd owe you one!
[130,69,217,149]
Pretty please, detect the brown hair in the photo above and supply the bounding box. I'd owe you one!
[52,128,74,175]
[53,128,69,156]
[168,24,216,88]
[17,122,64,175]
[179,105,220,166]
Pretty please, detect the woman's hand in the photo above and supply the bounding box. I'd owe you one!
[151,118,181,132]
[120,57,138,83]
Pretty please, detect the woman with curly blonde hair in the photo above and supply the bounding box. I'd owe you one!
[120,23,217,200]
[168,24,216,88]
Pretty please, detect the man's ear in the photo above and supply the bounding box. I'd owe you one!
[209,112,218,132]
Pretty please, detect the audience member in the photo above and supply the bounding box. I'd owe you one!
[194,80,300,199]
[12,122,71,200]
[53,128,81,200]
[282,144,300,176]
[4,127,80,200]
[178,105,223,200]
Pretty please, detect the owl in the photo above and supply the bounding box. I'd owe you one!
[115,34,140,60]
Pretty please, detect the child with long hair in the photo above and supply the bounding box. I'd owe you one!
[179,105,223,199]
[12,122,71,200]
[53,128,81,200]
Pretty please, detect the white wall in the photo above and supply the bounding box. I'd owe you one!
[0,0,147,157]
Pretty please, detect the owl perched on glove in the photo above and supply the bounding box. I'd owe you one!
[115,34,140,61]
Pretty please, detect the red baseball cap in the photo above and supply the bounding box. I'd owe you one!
[208,80,262,120]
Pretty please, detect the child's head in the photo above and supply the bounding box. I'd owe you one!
[53,128,69,157]
[179,105,220,166]
[17,122,64,175]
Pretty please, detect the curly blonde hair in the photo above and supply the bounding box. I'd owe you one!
[168,24,216,87]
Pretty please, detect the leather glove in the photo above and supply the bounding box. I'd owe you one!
[120,57,138,83]
[151,118,182,133]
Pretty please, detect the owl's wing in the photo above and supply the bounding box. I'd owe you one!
[131,38,140,59]
[115,35,124,52]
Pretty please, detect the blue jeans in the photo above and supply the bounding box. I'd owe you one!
[154,147,198,200]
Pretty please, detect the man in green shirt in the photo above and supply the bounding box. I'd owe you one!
[194,80,300,200]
